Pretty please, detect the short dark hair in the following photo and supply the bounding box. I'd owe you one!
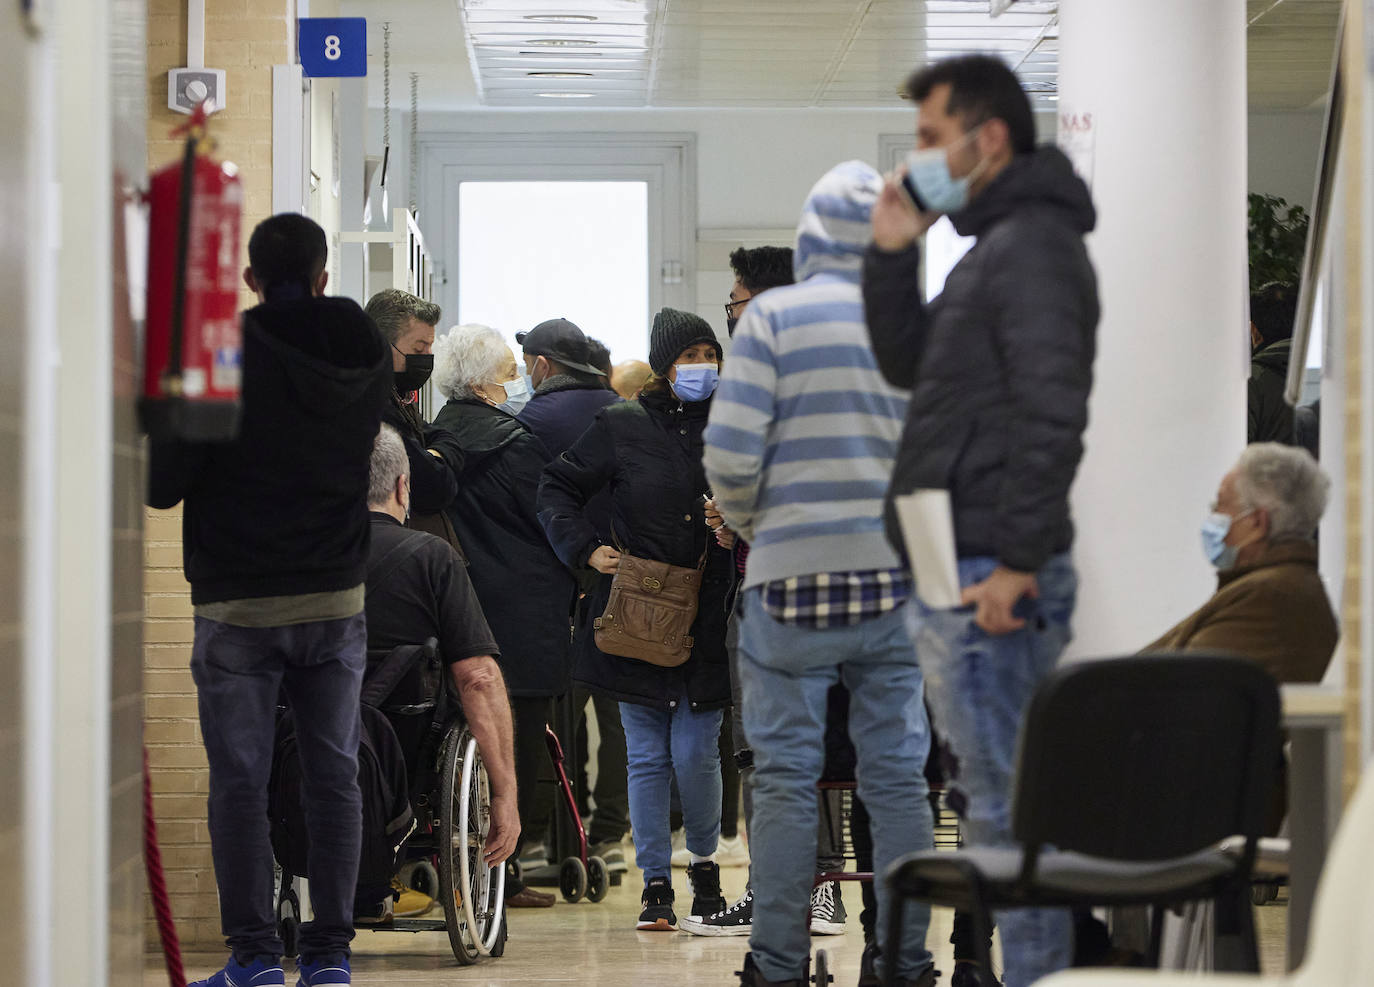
[729,246,794,295]
[247,213,327,293]
[904,54,1036,155]
[585,336,614,388]
[365,289,443,344]
[1250,282,1299,345]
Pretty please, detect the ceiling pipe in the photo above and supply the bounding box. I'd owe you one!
[187,0,204,70]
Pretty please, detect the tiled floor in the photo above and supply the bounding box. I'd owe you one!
[159,858,1290,986]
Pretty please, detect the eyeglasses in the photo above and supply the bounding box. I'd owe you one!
[723,298,750,319]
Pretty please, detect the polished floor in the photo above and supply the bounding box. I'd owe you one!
[160,856,1291,986]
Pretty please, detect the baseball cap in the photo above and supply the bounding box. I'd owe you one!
[515,318,606,377]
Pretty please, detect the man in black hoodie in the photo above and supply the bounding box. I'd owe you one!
[863,56,1099,987]
[148,214,391,987]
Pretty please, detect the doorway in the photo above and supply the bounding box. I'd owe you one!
[457,180,650,362]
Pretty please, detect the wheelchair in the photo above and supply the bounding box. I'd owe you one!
[274,639,507,966]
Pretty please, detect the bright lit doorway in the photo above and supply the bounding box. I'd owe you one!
[457,181,650,363]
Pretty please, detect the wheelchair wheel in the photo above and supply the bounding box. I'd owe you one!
[559,856,588,903]
[438,729,506,965]
[586,855,609,903]
[399,859,440,901]
[812,948,830,985]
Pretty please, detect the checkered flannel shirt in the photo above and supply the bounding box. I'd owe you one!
[760,568,913,629]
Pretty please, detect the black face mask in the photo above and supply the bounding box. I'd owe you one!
[726,316,740,337]
[393,351,433,393]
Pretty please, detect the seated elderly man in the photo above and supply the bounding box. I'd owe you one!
[363,424,520,915]
[1145,441,1337,684]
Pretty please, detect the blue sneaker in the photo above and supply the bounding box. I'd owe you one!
[296,955,351,986]
[189,956,285,987]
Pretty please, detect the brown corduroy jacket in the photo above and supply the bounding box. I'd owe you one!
[1144,539,1337,684]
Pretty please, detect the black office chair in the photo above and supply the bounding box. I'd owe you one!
[884,654,1281,986]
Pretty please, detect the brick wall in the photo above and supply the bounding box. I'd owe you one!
[144,0,288,950]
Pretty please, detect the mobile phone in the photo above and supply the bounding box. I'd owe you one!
[898,171,930,214]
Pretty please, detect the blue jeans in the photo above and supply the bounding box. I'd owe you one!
[906,554,1078,987]
[191,614,366,962]
[738,590,934,983]
[619,698,724,884]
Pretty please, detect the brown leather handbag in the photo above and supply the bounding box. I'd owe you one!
[593,545,708,668]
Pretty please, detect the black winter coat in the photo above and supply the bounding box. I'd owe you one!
[518,375,620,546]
[537,387,733,712]
[432,399,577,698]
[1249,339,1295,445]
[863,146,1100,573]
[383,392,465,550]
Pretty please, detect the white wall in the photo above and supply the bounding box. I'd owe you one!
[1250,109,1326,211]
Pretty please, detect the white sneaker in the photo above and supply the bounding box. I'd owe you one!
[715,834,750,867]
[670,828,691,867]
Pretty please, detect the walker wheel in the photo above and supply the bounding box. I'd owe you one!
[812,948,831,985]
[560,856,588,903]
[586,855,610,903]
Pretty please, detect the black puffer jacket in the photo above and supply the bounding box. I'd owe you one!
[863,146,1100,573]
[432,399,576,698]
[537,387,733,712]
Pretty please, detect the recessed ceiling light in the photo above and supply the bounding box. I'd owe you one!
[527,71,594,78]
[524,14,599,23]
[526,38,599,47]
[536,92,595,99]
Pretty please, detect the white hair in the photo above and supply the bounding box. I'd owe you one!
[432,323,511,401]
[1233,442,1330,542]
[368,424,409,507]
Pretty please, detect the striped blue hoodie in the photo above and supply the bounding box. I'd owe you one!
[703,161,910,588]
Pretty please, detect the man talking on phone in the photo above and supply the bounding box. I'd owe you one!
[862,55,1100,987]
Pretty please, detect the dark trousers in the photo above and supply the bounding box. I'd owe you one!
[575,689,630,844]
[191,614,366,963]
[510,695,556,893]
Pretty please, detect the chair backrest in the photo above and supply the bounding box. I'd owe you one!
[1295,765,1374,985]
[1011,654,1280,861]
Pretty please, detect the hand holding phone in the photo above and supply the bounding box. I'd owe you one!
[872,166,937,252]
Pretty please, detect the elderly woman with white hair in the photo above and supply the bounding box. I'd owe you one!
[1145,441,1338,685]
[430,323,577,909]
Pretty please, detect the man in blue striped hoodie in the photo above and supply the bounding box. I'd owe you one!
[704,161,936,987]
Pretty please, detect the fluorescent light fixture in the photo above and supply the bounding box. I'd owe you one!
[515,50,605,57]
[524,14,599,22]
[526,38,599,47]
[536,91,595,98]
[527,71,595,78]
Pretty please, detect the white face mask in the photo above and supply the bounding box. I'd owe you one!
[497,375,531,415]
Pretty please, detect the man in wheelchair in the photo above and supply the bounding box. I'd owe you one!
[362,424,520,916]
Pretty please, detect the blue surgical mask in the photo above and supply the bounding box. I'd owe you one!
[1201,509,1252,572]
[904,127,986,215]
[672,364,719,403]
[497,375,530,416]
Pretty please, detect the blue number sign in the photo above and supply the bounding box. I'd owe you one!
[299,18,367,78]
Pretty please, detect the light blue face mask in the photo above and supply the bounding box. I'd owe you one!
[497,375,531,416]
[904,127,987,215]
[672,363,719,403]
[1201,509,1252,572]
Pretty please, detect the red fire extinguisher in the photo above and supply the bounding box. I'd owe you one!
[141,101,244,441]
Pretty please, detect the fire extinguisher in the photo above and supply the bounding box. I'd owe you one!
[141,101,244,441]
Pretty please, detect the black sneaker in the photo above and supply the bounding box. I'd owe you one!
[636,876,677,931]
[679,887,754,936]
[808,880,847,935]
[735,951,803,987]
[951,960,993,986]
[858,939,880,987]
[686,860,727,919]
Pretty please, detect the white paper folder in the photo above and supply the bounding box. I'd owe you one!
[894,489,962,610]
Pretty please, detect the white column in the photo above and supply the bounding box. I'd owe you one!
[1058,0,1248,658]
